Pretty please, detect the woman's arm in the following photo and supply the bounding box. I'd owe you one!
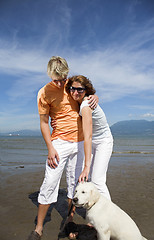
[78,106,93,182]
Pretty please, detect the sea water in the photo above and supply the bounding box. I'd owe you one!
[0,135,154,171]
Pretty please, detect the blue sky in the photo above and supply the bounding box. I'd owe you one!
[0,0,154,133]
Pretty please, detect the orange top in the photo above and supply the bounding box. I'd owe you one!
[37,81,83,142]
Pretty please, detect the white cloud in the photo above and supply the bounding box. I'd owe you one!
[141,113,154,118]
[0,41,47,75]
[67,18,154,102]
[69,48,154,102]
[129,105,154,110]
[127,112,154,121]
[0,1,154,131]
[0,14,154,108]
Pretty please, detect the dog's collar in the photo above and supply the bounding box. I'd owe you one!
[87,201,97,210]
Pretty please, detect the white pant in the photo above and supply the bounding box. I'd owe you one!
[38,139,84,204]
[89,137,113,200]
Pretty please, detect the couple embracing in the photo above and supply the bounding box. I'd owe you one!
[27,56,113,240]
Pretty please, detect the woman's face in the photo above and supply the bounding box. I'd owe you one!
[70,81,86,103]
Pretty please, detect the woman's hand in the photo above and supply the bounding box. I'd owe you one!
[78,166,90,183]
[88,94,99,110]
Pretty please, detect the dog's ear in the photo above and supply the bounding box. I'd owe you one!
[87,187,100,208]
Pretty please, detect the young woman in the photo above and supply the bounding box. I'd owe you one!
[66,75,113,201]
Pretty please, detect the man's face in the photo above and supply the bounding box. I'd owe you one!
[51,74,67,88]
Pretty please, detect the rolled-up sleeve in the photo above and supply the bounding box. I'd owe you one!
[37,87,50,115]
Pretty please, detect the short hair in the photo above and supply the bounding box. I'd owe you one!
[47,56,69,78]
[66,75,96,96]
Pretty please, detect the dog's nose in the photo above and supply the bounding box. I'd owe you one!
[73,197,78,203]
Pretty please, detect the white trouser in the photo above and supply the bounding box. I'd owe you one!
[38,139,84,204]
[89,137,113,200]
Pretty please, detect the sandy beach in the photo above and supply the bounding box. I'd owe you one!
[0,157,154,240]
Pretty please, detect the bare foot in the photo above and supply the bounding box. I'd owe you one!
[69,232,78,239]
[87,223,94,228]
[65,222,78,239]
[35,227,43,237]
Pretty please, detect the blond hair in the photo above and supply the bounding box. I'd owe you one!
[47,56,69,78]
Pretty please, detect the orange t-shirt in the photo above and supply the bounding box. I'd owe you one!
[37,81,83,142]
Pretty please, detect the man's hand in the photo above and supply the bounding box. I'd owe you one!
[47,147,59,168]
[50,119,57,130]
[88,95,99,109]
[39,114,59,168]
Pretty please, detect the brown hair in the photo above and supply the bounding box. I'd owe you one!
[66,75,96,96]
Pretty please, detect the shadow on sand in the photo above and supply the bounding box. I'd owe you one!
[29,188,98,240]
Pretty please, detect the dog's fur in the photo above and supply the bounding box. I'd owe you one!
[73,182,147,240]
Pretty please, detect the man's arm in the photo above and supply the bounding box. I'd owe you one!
[40,114,59,168]
[88,94,99,109]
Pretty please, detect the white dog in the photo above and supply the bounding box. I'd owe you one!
[73,182,147,240]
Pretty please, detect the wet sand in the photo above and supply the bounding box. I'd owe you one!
[0,157,154,240]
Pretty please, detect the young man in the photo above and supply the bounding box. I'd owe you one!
[27,56,98,240]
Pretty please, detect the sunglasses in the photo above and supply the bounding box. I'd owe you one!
[70,86,86,93]
[52,78,66,83]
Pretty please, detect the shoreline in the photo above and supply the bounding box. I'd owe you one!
[0,158,154,240]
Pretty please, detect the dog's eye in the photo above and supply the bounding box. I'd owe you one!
[82,191,85,194]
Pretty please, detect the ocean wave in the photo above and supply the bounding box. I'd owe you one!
[113,151,154,154]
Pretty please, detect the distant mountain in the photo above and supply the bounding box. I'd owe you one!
[0,129,41,136]
[1,120,154,136]
[110,120,154,136]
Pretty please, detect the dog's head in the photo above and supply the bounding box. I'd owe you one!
[73,182,100,209]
